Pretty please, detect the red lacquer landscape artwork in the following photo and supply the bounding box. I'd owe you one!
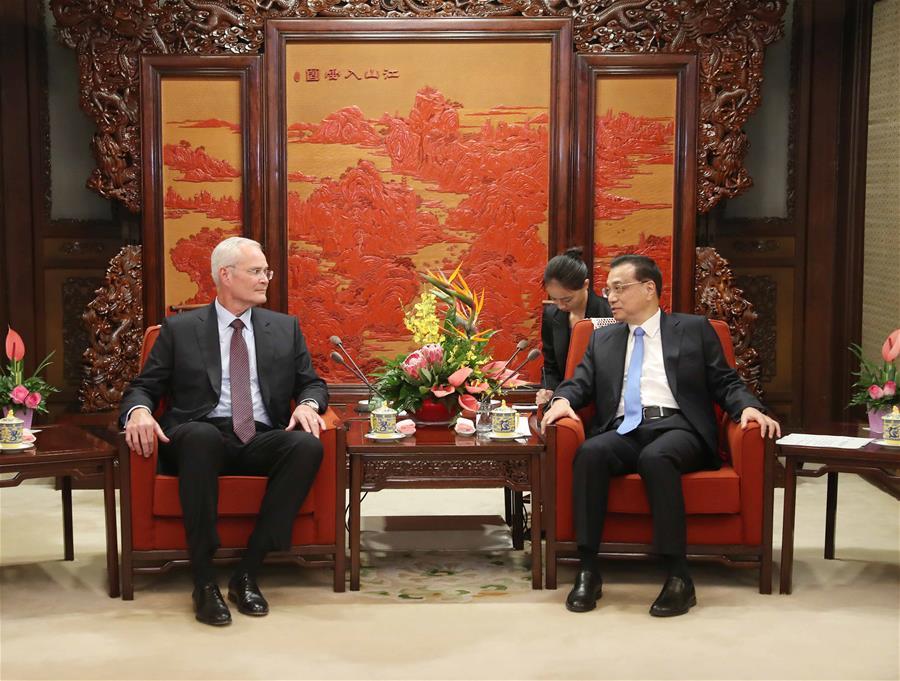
[286,87,549,382]
[591,78,676,311]
[282,40,554,383]
[161,79,243,309]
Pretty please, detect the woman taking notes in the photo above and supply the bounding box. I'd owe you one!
[537,247,612,406]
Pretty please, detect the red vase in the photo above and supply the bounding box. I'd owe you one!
[413,397,454,425]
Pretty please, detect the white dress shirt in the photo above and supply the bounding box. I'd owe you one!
[615,308,680,417]
[207,299,271,426]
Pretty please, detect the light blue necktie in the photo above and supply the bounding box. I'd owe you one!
[617,327,645,435]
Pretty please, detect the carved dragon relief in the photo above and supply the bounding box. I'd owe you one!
[51,0,785,213]
[693,245,762,397]
[79,245,144,412]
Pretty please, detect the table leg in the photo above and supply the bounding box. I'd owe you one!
[760,440,774,594]
[103,460,120,598]
[824,471,838,559]
[530,454,542,590]
[350,454,361,591]
[61,476,74,561]
[779,458,798,594]
[511,491,524,550]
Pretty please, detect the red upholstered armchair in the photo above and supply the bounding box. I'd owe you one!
[120,325,345,599]
[544,319,773,593]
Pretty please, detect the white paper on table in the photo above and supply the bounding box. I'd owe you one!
[775,433,874,449]
[515,414,532,437]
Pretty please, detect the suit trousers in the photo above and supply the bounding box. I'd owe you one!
[159,418,324,584]
[572,414,707,556]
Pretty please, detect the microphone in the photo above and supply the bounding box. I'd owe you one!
[496,348,541,392]
[330,335,369,385]
[329,351,387,401]
[495,339,529,380]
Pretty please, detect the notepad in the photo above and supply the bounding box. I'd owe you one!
[775,433,874,449]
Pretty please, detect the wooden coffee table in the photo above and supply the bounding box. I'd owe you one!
[777,423,899,594]
[344,419,545,590]
[0,424,119,597]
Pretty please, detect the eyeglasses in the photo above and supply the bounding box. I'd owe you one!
[228,265,274,281]
[601,281,647,297]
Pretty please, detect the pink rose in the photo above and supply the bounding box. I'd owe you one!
[868,384,884,399]
[9,384,28,404]
[420,344,444,366]
[882,329,900,363]
[448,366,473,387]
[401,351,425,380]
[24,392,41,409]
[883,381,896,397]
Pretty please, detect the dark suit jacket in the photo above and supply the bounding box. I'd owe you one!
[540,289,613,390]
[554,311,763,465]
[119,303,328,434]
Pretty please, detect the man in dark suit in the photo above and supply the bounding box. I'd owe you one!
[121,236,328,626]
[540,254,780,617]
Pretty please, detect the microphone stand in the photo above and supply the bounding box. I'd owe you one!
[329,351,388,404]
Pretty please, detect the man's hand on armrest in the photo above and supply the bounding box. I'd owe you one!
[540,397,579,434]
[125,407,169,458]
[286,402,326,439]
[740,407,781,440]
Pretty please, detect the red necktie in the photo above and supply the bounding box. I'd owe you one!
[229,319,255,444]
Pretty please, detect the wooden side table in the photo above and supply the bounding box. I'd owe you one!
[0,424,120,597]
[777,424,899,594]
[344,419,545,590]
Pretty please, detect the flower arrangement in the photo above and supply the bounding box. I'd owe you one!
[0,327,59,415]
[374,265,524,415]
[848,329,899,413]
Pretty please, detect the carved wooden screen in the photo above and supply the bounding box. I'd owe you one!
[574,54,698,312]
[265,19,572,383]
[140,56,262,325]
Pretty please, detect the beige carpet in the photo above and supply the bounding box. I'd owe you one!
[1,479,898,680]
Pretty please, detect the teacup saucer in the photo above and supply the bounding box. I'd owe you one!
[364,432,409,440]
[0,441,35,450]
[487,431,523,440]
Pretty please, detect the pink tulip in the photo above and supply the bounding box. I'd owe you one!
[24,392,41,409]
[448,366,473,387]
[883,381,896,397]
[868,384,884,399]
[458,394,479,412]
[5,326,24,361]
[401,351,425,380]
[465,380,490,394]
[420,344,444,366]
[883,329,900,363]
[431,384,455,398]
[9,385,28,404]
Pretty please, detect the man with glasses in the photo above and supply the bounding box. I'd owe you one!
[121,236,328,626]
[541,254,780,617]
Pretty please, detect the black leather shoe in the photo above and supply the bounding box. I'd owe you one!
[228,572,269,616]
[192,583,232,626]
[649,575,697,617]
[565,568,603,613]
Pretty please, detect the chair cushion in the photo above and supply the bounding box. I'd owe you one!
[152,475,315,517]
[607,467,741,515]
